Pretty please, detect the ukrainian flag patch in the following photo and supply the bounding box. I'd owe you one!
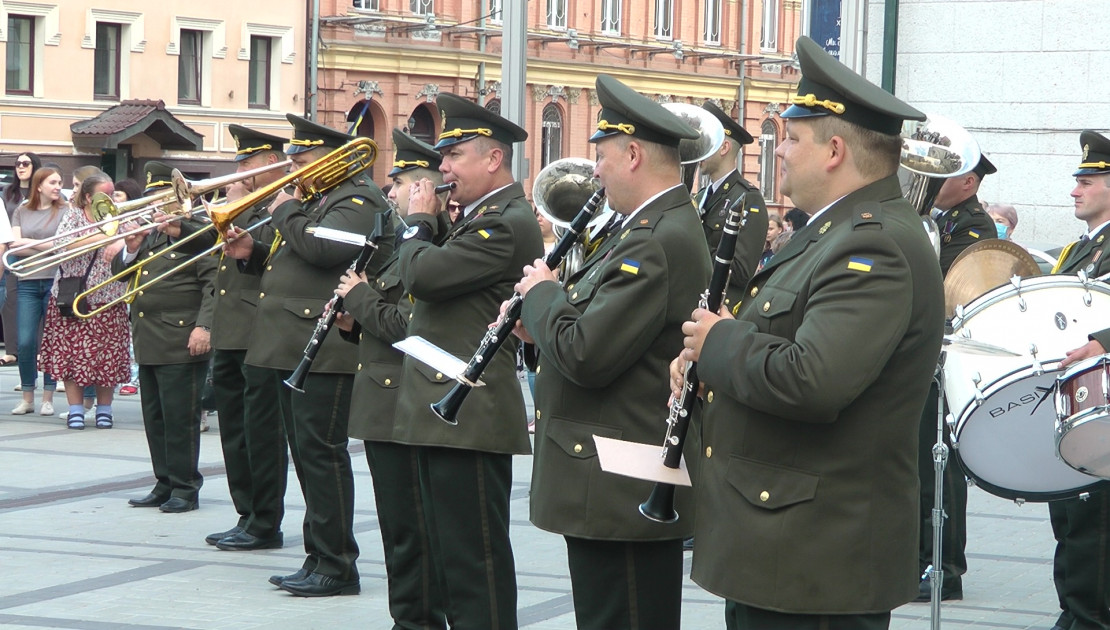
[619,258,640,275]
[478,229,491,239]
[847,256,873,272]
[969,230,980,239]
[352,197,365,205]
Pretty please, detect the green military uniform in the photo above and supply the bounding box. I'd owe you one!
[393,93,542,628]
[691,37,944,627]
[1046,130,1110,630]
[917,152,998,601]
[698,101,769,310]
[339,129,445,628]
[242,114,390,593]
[178,125,288,549]
[116,188,217,510]
[520,74,708,629]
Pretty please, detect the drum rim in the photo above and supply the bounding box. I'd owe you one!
[1056,405,1110,477]
[1060,353,1110,380]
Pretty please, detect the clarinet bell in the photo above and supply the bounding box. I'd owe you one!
[639,484,679,523]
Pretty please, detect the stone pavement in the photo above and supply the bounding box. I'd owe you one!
[0,365,1073,629]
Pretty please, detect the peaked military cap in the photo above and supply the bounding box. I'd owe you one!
[435,93,527,150]
[782,36,925,135]
[228,124,288,163]
[1075,130,1110,176]
[390,128,442,177]
[702,101,754,145]
[285,113,352,155]
[589,74,699,147]
[972,153,997,179]
[143,161,174,194]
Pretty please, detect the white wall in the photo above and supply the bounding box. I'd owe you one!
[863,0,1105,247]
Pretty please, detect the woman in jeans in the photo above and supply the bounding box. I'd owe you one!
[9,166,66,416]
[1,152,41,365]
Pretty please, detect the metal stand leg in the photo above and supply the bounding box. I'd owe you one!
[925,352,948,630]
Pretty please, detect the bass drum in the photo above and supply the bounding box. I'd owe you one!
[944,275,1110,502]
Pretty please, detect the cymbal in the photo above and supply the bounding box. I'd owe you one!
[942,335,1021,357]
[944,240,1041,318]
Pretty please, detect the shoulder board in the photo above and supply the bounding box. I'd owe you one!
[851,202,884,230]
[630,212,663,231]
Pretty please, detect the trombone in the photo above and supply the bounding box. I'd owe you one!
[73,137,379,318]
[3,160,291,278]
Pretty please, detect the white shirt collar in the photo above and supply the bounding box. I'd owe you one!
[622,184,685,228]
[805,195,847,226]
[463,183,513,218]
[1087,219,1110,240]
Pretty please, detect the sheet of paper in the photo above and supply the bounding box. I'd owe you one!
[311,225,368,246]
[393,336,485,387]
[593,435,691,486]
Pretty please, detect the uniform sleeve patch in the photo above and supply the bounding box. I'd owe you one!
[847,256,873,272]
[478,229,491,239]
[352,197,365,205]
[619,259,640,275]
[968,230,980,239]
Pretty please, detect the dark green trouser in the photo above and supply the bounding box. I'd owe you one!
[725,601,891,630]
[1050,491,1110,629]
[273,369,358,580]
[365,440,447,630]
[138,362,206,500]
[918,380,967,583]
[212,349,288,536]
[418,446,516,630]
[565,536,682,630]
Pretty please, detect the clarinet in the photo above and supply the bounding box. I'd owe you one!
[639,192,759,523]
[284,210,391,393]
[430,187,606,425]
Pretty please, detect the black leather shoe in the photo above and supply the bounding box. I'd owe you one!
[682,536,695,551]
[206,526,243,546]
[216,530,283,551]
[1050,611,1075,630]
[269,568,309,587]
[279,572,360,597]
[128,492,169,508]
[914,577,963,602]
[159,497,198,513]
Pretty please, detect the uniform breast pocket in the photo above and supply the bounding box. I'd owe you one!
[361,361,400,389]
[159,311,197,329]
[751,286,797,337]
[282,298,324,320]
[726,455,818,511]
[409,357,453,387]
[545,416,623,460]
[563,278,599,307]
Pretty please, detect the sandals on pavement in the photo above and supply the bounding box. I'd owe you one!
[0,354,16,366]
[95,413,113,429]
[67,413,86,430]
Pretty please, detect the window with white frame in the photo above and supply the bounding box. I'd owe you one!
[178,29,203,105]
[353,0,379,9]
[703,0,722,45]
[601,0,621,35]
[247,35,272,109]
[547,0,567,29]
[761,0,778,51]
[410,0,433,16]
[759,120,777,199]
[94,22,121,100]
[6,15,34,95]
[488,0,502,23]
[541,104,563,168]
[654,0,673,40]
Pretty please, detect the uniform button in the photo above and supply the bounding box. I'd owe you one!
[750,287,759,297]
[220,265,227,271]
[705,446,712,458]
[169,253,177,259]
[141,270,149,276]
[571,292,578,299]
[409,313,413,320]
[137,290,144,296]
[259,292,265,299]
[567,283,575,290]
[384,378,391,386]
[147,251,155,257]
[359,333,363,341]
[303,309,310,315]
[762,301,771,312]
[707,391,714,403]
[574,444,583,453]
[219,289,226,296]
[138,312,144,318]
[266,265,273,271]
[536,365,541,374]
[357,363,362,370]
[178,320,184,325]
[435,372,443,380]
[714,224,720,229]
[281,240,287,246]
[536,410,541,419]
[760,491,770,502]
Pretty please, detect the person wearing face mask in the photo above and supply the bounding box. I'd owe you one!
[988,203,1019,240]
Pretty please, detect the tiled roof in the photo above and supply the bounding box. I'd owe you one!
[71,99,204,151]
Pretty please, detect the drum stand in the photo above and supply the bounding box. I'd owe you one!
[924,350,949,630]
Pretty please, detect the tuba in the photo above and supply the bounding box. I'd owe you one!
[899,113,982,257]
[532,157,606,278]
[661,103,727,191]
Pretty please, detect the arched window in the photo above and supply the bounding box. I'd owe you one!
[759,119,777,199]
[541,103,563,168]
[346,100,375,139]
[407,104,436,145]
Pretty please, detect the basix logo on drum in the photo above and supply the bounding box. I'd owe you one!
[1055,312,1068,330]
[987,392,1039,418]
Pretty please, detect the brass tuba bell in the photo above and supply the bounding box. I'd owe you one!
[532,157,608,278]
